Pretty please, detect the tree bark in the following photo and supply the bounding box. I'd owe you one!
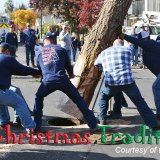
[58,0,133,119]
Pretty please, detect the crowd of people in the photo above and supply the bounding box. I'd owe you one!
[0,24,84,67]
[0,22,160,134]
[0,23,95,134]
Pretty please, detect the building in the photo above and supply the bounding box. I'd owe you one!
[131,0,160,16]
[126,0,160,26]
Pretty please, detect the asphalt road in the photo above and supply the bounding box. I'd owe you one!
[0,46,159,160]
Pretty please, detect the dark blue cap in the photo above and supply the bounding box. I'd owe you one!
[43,34,54,41]
[1,43,11,50]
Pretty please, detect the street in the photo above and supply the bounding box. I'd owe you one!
[0,45,159,160]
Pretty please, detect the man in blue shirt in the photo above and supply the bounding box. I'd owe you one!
[0,43,40,133]
[33,35,97,132]
[23,23,36,67]
[45,26,58,45]
[119,31,160,124]
[94,39,159,129]
[5,25,18,53]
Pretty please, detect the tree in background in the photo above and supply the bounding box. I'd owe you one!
[30,0,104,31]
[11,10,37,30]
[77,0,104,29]
[4,0,14,17]
[17,3,27,10]
[43,22,59,34]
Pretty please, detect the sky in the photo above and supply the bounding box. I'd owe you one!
[0,0,29,12]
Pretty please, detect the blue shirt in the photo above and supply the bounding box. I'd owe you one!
[0,54,40,89]
[37,44,73,83]
[5,32,18,49]
[94,45,134,86]
[23,29,36,47]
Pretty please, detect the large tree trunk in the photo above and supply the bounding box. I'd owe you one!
[58,0,133,119]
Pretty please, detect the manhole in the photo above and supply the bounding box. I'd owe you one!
[48,118,84,126]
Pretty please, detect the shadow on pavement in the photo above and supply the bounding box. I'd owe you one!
[1,149,157,160]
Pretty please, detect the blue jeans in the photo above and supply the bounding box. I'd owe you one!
[152,73,160,115]
[26,45,35,66]
[99,82,157,128]
[131,48,138,65]
[0,89,36,132]
[72,47,77,62]
[9,85,30,120]
[0,106,10,125]
[66,50,72,63]
[33,79,97,129]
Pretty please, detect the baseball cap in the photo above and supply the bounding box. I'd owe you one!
[43,34,54,41]
[141,31,150,39]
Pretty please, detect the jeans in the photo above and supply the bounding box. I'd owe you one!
[33,79,97,129]
[98,82,157,128]
[72,47,77,62]
[9,85,30,120]
[113,92,128,113]
[152,73,160,115]
[131,48,138,65]
[0,89,36,132]
[0,106,10,125]
[66,50,72,63]
[26,45,35,66]
[138,47,144,64]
